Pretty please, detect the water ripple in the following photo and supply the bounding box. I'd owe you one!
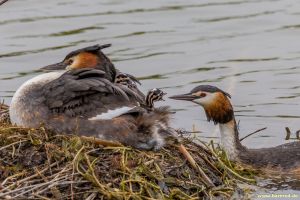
[208,57,279,64]
[195,10,283,23]
[12,26,105,38]
[0,1,264,26]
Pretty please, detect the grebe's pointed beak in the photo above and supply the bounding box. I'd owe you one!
[40,61,67,71]
[169,93,197,101]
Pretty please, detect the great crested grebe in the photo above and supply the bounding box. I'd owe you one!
[170,85,300,174]
[41,44,145,104]
[9,45,174,150]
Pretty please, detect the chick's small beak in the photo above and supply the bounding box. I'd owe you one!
[169,93,197,101]
[40,61,67,71]
[161,92,167,101]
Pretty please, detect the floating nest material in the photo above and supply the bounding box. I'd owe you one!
[0,104,255,199]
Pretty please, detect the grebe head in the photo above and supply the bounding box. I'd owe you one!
[41,44,116,81]
[146,88,167,109]
[169,85,233,124]
[115,72,141,87]
[170,85,300,172]
[115,73,131,85]
[148,88,167,101]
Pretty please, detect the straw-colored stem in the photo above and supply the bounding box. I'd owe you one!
[178,144,215,187]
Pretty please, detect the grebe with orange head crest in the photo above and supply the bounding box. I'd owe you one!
[170,85,300,175]
[9,44,174,150]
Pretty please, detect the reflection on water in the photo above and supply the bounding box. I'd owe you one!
[0,0,299,194]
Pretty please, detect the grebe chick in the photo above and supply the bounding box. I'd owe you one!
[170,85,300,174]
[115,73,166,111]
[145,88,166,111]
[115,72,141,89]
[115,72,145,102]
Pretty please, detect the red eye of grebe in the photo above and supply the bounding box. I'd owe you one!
[200,93,206,97]
[68,59,73,65]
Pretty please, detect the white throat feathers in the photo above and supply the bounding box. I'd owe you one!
[219,119,240,161]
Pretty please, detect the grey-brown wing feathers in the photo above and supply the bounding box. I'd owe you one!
[42,68,138,118]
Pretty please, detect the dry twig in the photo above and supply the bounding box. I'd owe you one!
[240,127,267,142]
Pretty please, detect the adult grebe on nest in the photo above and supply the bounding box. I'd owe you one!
[170,85,300,176]
[9,44,174,150]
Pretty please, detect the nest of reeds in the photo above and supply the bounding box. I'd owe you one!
[0,102,9,124]
[0,104,255,200]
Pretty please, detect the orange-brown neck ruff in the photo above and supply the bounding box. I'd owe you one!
[71,52,99,69]
[204,92,234,124]
[69,52,117,83]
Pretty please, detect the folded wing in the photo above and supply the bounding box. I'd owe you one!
[42,68,141,118]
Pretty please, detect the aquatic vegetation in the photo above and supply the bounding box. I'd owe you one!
[0,100,257,199]
[0,117,257,199]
